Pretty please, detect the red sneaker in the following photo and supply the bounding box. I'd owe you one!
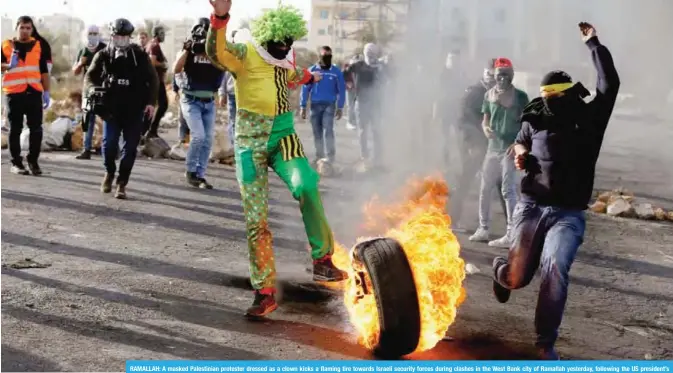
[245,290,278,319]
[313,255,348,282]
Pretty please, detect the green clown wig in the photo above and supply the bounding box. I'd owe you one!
[250,5,308,44]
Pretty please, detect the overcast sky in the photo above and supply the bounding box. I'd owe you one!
[2,0,311,26]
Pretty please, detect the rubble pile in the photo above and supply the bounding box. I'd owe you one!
[590,188,673,222]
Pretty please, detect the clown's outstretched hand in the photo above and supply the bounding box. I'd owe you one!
[209,0,232,16]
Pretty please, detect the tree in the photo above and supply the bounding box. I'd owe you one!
[39,30,71,76]
[352,20,396,48]
[294,47,318,67]
[138,19,169,37]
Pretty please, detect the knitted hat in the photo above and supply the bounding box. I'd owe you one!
[494,57,514,75]
[540,70,572,86]
[540,70,574,97]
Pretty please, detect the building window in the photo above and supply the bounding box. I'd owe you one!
[320,10,329,19]
[357,9,366,20]
[327,25,334,35]
[335,47,343,54]
[318,29,326,36]
[494,8,506,23]
[341,30,347,39]
[339,10,349,19]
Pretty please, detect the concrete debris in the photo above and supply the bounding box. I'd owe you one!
[590,201,607,214]
[594,189,671,223]
[634,203,655,220]
[606,197,634,217]
[654,208,667,221]
[465,263,481,275]
[168,144,187,161]
[210,127,234,164]
[141,137,171,158]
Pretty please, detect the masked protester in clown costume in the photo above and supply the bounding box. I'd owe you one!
[205,0,348,318]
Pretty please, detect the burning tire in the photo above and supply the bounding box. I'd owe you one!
[353,237,421,357]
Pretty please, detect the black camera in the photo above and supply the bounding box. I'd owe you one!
[85,86,108,120]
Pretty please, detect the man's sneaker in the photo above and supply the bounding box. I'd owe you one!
[492,257,511,303]
[469,227,490,242]
[10,164,30,175]
[198,178,213,189]
[100,173,113,193]
[27,162,42,176]
[313,255,348,282]
[245,290,278,319]
[346,122,357,131]
[537,347,560,360]
[75,150,92,160]
[185,172,201,187]
[488,234,513,248]
[115,183,127,199]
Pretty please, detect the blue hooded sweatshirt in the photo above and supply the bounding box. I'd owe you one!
[300,64,346,109]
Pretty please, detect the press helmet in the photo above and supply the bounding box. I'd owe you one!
[191,18,210,38]
[110,18,134,36]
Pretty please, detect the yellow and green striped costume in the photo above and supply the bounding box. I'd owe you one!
[206,14,334,293]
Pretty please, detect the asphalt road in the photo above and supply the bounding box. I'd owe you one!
[2,115,672,370]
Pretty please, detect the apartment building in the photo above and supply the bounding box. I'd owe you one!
[308,0,410,58]
[2,16,14,40]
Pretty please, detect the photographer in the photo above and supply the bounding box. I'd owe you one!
[173,18,224,189]
[74,24,107,160]
[84,18,159,199]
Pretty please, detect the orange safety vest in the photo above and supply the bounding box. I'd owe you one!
[2,38,44,94]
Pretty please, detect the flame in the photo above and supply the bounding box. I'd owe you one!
[332,175,466,353]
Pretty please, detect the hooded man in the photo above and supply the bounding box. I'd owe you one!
[469,57,529,248]
[74,24,108,160]
[206,0,347,318]
[343,42,386,170]
[144,24,168,139]
[492,22,619,360]
[299,45,346,165]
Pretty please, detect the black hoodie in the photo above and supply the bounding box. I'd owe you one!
[515,36,620,210]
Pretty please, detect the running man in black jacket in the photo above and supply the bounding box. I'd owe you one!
[492,22,620,360]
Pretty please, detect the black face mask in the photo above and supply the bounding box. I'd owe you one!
[265,38,293,60]
[319,54,332,68]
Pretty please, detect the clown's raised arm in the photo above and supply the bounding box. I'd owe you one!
[206,13,246,73]
[206,3,316,86]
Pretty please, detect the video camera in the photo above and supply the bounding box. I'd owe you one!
[83,86,108,128]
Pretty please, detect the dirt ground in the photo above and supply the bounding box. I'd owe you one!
[1,114,672,371]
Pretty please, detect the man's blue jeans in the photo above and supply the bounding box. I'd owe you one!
[494,202,586,348]
[181,96,215,178]
[83,111,97,151]
[227,93,236,147]
[309,102,336,161]
[102,114,143,184]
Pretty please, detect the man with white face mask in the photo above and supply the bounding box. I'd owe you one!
[73,24,107,160]
[84,18,159,199]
